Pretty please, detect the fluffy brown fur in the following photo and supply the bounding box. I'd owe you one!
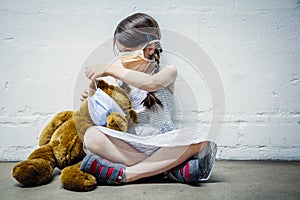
[12,80,137,191]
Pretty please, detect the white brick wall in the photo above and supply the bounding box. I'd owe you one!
[0,0,299,161]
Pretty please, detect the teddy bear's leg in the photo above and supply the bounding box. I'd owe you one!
[39,111,73,146]
[106,112,128,132]
[60,162,97,191]
[12,145,56,186]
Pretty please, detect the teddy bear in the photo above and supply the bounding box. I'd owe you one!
[12,80,138,191]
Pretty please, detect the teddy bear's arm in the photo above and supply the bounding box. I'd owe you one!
[39,111,73,146]
[106,112,128,132]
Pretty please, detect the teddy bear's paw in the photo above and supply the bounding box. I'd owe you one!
[12,159,54,186]
[106,112,128,132]
[60,164,97,192]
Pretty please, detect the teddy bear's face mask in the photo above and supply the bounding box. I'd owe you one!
[88,83,125,126]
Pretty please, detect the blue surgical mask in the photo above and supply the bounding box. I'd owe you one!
[88,82,125,126]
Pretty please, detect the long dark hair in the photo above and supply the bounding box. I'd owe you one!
[113,13,163,111]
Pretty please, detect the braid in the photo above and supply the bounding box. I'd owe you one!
[141,47,164,111]
[153,48,161,64]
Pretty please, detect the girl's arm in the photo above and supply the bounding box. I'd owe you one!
[105,65,177,92]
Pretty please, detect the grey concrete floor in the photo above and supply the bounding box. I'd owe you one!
[0,161,299,200]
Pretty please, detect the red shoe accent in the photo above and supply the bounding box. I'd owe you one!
[82,154,126,184]
[180,166,183,175]
[185,162,190,180]
[116,169,124,183]
[89,160,98,174]
[106,167,114,179]
[98,165,103,175]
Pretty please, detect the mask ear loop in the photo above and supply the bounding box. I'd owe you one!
[88,81,98,97]
[94,81,98,90]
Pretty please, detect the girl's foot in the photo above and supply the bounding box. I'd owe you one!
[165,159,200,184]
[80,154,126,185]
[198,141,217,181]
[166,141,217,183]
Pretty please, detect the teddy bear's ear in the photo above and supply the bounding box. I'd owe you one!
[129,110,138,124]
[97,80,109,89]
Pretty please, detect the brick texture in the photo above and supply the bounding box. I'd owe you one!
[0,0,299,160]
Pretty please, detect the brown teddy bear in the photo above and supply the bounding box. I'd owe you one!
[12,80,138,191]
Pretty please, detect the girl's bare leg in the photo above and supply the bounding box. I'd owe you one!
[84,127,148,166]
[84,127,208,182]
[125,142,207,182]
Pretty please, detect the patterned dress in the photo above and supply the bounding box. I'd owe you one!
[86,63,217,159]
[117,81,177,155]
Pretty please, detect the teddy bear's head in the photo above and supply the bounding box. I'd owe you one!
[89,80,138,126]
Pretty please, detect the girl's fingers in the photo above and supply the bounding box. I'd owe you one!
[80,95,86,101]
[91,74,97,82]
[85,69,90,78]
[82,91,88,97]
[85,67,93,79]
[80,88,89,101]
[81,94,87,100]
[86,70,94,80]
[84,67,90,76]
[85,65,106,80]
[89,88,95,93]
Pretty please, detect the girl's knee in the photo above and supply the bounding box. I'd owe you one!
[84,127,96,143]
[190,141,208,155]
[83,127,104,152]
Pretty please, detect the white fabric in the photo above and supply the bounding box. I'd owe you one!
[86,59,214,156]
[88,88,125,126]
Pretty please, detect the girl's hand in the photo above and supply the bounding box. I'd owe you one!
[80,88,89,102]
[80,87,95,102]
[85,64,109,81]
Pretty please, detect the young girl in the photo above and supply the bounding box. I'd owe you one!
[80,13,217,184]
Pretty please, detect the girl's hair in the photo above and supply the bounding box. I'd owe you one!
[113,13,163,111]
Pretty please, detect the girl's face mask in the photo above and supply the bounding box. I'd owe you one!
[119,40,160,71]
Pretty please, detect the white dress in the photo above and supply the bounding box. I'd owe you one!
[116,81,177,155]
